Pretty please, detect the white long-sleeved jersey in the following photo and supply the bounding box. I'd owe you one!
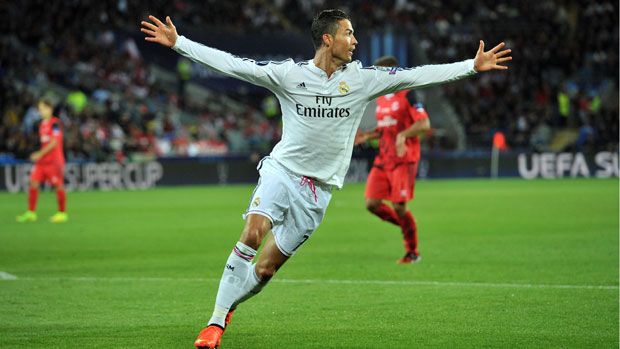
[173,35,476,188]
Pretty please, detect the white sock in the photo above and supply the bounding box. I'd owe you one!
[231,264,267,309]
[208,241,258,327]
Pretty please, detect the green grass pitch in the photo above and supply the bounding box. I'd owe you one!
[0,179,618,348]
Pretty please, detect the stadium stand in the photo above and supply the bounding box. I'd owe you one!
[0,0,617,161]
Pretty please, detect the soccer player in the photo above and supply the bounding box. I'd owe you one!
[141,10,511,348]
[16,97,68,223]
[355,56,429,265]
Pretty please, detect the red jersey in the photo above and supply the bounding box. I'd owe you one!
[37,117,64,165]
[373,90,428,169]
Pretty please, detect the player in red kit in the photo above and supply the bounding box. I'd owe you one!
[356,56,430,264]
[16,97,68,223]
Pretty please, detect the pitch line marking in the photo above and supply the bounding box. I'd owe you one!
[0,271,18,280]
[3,276,617,290]
[277,278,619,290]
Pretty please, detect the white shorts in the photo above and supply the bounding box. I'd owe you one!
[243,157,333,256]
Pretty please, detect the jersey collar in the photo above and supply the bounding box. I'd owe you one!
[307,60,348,79]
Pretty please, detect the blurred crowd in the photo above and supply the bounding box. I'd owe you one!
[417,0,619,152]
[0,0,282,161]
[0,0,618,162]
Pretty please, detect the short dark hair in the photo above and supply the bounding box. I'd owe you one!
[373,56,399,67]
[311,9,350,50]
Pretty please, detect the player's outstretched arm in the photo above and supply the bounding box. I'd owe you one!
[361,40,513,100]
[473,41,512,72]
[141,15,178,47]
[140,15,290,90]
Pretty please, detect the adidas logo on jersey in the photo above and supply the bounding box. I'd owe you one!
[296,82,307,89]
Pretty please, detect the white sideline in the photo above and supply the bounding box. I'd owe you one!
[1,274,617,290]
[0,271,18,280]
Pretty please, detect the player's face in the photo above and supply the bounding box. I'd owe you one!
[37,102,53,120]
[331,19,357,63]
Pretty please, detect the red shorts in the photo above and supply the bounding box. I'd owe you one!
[365,162,418,203]
[30,163,65,186]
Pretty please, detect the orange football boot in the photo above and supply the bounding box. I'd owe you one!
[224,310,234,327]
[194,325,223,349]
[194,310,234,348]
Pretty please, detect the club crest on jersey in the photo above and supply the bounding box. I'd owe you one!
[338,81,350,94]
[252,197,261,207]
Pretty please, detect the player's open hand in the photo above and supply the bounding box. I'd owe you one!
[474,41,512,72]
[141,15,178,48]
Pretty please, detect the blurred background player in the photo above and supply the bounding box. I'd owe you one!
[16,97,68,223]
[355,56,430,264]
